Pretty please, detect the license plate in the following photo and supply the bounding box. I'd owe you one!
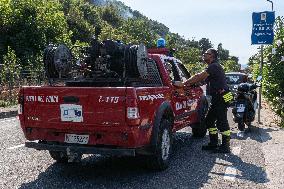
[60,104,83,122]
[236,104,245,112]
[64,134,89,144]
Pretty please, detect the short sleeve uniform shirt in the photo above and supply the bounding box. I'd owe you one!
[205,62,228,95]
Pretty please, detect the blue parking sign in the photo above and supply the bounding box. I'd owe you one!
[251,11,275,45]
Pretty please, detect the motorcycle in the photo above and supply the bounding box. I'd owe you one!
[232,76,262,137]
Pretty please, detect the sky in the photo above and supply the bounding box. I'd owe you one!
[119,0,284,66]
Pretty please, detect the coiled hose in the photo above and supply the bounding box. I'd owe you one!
[43,45,58,78]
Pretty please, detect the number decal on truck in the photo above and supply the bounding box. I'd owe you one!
[98,96,119,103]
[25,95,59,103]
[175,100,195,111]
[139,94,164,101]
[60,104,83,122]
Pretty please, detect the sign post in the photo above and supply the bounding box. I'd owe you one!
[251,11,275,123]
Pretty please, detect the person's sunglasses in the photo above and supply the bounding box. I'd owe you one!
[203,52,212,56]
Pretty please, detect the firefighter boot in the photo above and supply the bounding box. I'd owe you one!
[202,128,218,151]
[213,133,231,154]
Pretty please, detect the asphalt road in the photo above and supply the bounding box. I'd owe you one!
[0,110,282,189]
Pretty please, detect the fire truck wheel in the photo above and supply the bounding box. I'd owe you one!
[49,151,68,163]
[192,127,207,138]
[148,119,172,171]
[192,100,208,138]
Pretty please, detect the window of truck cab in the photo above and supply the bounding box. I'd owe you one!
[175,61,191,82]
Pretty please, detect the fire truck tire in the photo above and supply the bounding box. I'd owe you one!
[192,99,208,138]
[49,151,68,163]
[192,126,207,138]
[148,119,172,171]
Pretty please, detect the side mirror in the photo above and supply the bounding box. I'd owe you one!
[256,76,262,82]
[172,81,184,88]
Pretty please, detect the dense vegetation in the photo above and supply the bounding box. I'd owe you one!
[2,0,282,126]
[0,0,239,73]
[0,0,239,107]
[248,16,284,127]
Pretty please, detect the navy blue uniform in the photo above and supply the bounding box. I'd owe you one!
[205,61,230,134]
[205,61,228,95]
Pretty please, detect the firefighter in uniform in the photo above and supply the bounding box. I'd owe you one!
[175,48,232,153]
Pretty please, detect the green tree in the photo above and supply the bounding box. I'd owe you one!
[250,16,284,126]
[222,59,240,72]
[165,33,186,50]
[0,46,21,84]
[217,43,229,61]
[66,5,95,42]
[0,0,72,67]
[116,18,158,46]
[199,38,213,53]
[100,4,123,28]
[59,0,100,43]
[180,47,205,74]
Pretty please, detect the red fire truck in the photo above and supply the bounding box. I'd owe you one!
[18,39,208,170]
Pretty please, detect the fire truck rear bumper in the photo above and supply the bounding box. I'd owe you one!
[25,141,136,156]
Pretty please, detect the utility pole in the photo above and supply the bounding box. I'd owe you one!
[258,45,263,123]
[258,0,274,123]
[266,0,274,12]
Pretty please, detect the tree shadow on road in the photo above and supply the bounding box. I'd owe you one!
[19,132,219,189]
[231,124,274,143]
[211,152,268,184]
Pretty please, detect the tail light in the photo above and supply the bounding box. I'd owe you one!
[126,106,140,126]
[18,104,23,115]
[18,88,24,115]
[126,92,140,126]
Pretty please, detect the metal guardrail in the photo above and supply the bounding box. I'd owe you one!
[0,70,44,107]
